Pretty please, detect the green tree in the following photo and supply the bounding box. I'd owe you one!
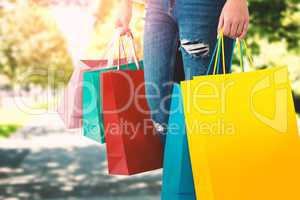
[248,0,300,52]
[0,3,72,90]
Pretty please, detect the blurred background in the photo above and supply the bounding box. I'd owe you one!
[0,0,299,199]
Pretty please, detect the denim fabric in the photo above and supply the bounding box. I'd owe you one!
[144,0,234,146]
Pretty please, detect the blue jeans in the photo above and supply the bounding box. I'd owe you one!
[144,0,234,147]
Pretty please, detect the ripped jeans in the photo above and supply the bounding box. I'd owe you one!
[144,0,234,147]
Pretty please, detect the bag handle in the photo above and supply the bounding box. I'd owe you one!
[206,30,225,75]
[206,30,254,75]
[104,29,140,70]
[234,38,255,72]
[119,32,141,70]
[116,36,129,69]
[106,29,129,68]
[241,39,254,69]
[103,29,123,64]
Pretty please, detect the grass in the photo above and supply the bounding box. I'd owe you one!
[0,96,57,137]
[0,106,33,138]
[0,124,21,138]
[0,98,55,138]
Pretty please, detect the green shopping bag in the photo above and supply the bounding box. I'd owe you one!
[82,61,143,143]
[82,30,143,143]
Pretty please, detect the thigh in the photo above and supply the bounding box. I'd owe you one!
[176,0,234,79]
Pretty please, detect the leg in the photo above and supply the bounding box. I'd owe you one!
[144,2,179,147]
[175,0,234,79]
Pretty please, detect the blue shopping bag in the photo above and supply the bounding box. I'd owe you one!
[161,83,196,200]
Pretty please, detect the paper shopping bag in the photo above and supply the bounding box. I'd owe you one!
[81,58,128,68]
[57,28,128,130]
[57,62,100,129]
[162,83,196,200]
[181,35,300,200]
[82,60,133,144]
[102,62,163,175]
[81,30,134,143]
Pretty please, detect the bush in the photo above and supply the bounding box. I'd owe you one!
[0,124,20,138]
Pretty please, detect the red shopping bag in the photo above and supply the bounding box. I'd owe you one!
[102,67,163,175]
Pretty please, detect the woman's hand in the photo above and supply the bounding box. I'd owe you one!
[115,0,133,35]
[218,0,249,39]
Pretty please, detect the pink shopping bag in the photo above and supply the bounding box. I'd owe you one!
[57,58,128,129]
[57,29,132,129]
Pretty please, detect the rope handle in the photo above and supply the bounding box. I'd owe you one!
[211,29,226,75]
[241,39,255,69]
[108,28,131,68]
[115,30,141,70]
[207,30,255,75]
[105,29,125,67]
[102,29,141,70]
[124,31,141,69]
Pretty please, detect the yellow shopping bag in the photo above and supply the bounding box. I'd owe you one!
[181,33,300,200]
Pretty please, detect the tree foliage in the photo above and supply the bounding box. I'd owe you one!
[93,1,300,53]
[0,0,299,90]
[0,3,72,89]
[248,0,300,51]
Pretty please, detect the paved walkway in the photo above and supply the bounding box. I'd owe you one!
[0,113,162,200]
[1,112,300,200]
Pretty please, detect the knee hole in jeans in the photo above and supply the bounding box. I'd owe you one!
[180,39,210,58]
